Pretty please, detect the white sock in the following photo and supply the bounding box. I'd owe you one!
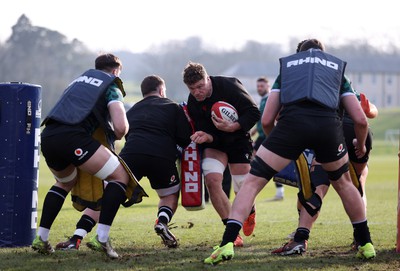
[96,223,111,243]
[74,229,88,239]
[276,187,284,197]
[37,227,50,241]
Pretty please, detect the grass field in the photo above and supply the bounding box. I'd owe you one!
[1,106,398,271]
[0,140,399,271]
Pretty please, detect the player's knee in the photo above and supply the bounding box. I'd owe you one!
[202,158,225,175]
[326,163,349,181]
[249,156,277,181]
[311,164,330,186]
[156,184,180,197]
[55,168,77,184]
[95,154,120,180]
[232,174,246,193]
[298,191,322,217]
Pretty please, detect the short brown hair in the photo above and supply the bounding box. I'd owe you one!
[299,39,325,52]
[296,39,309,53]
[257,77,269,83]
[183,62,208,85]
[140,75,165,96]
[95,53,122,72]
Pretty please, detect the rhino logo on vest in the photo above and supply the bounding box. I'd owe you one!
[70,76,104,87]
[287,57,339,70]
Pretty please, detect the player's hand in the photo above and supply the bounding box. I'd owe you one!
[360,93,370,115]
[352,138,366,158]
[211,115,238,132]
[190,131,213,144]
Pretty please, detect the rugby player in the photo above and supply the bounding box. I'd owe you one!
[32,53,130,259]
[204,39,375,265]
[272,91,378,255]
[183,62,261,247]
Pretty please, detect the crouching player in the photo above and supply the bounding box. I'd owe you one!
[55,75,192,250]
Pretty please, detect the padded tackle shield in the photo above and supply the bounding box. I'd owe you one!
[0,82,41,247]
[181,141,205,210]
[273,149,362,201]
[71,127,108,211]
[273,149,315,199]
[180,103,205,210]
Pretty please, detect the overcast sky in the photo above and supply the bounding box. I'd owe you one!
[1,0,399,53]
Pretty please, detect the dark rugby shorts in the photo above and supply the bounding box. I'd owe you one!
[41,131,101,171]
[220,137,253,164]
[263,115,347,163]
[119,153,180,190]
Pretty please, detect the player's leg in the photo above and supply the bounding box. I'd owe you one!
[32,166,77,254]
[230,163,251,245]
[205,146,290,265]
[322,155,375,259]
[56,207,99,250]
[148,156,181,248]
[202,148,229,221]
[229,140,253,240]
[33,131,97,254]
[84,146,130,259]
[154,191,180,248]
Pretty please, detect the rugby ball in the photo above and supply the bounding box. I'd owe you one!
[211,101,238,122]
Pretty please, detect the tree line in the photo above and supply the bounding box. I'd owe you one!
[1,15,399,115]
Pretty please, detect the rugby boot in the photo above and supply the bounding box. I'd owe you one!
[55,237,81,250]
[154,220,178,248]
[204,242,234,265]
[356,242,376,259]
[271,239,307,255]
[86,234,118,259]
[32,235,55,254]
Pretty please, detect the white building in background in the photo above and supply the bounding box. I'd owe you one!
[224,60,400,108]
[346,72,400,109]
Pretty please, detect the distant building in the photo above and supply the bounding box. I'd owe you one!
[346,58,400,108]
[224,59,400,108]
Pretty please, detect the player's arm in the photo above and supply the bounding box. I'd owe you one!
[228,79,261,132]
[360,93,378,119]
[109,101,128,140]
[107,85,128,140]
[190,131,213,144]
[341,94,368,158]
[211,116,241,133]
[262,90,281,135]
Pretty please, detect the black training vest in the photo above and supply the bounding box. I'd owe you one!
[279,49,346,109]
[42,69,119,125]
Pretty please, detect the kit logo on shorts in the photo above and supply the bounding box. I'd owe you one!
[74,148,88,160]
[74,148,83,156]
[337,143,345,156]
[169,175,178,185]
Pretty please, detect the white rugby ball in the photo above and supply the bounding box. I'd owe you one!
[211,101,238,122]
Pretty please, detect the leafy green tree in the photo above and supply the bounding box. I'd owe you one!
[0,14,94,115]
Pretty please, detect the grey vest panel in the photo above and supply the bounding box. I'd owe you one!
[279,49,346,109]
[44,69,116,125]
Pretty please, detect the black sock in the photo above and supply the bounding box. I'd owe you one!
[99,181,127,226]
[158,206,173,224]
[72,214,96,240]
[352,220,372,246]
[222,218,228,225]
[39,185,68,229]
[294,227,310,242]
[220,220,242,246]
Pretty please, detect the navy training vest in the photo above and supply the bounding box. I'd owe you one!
[279,49,346,109]
[43,69,119,125]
